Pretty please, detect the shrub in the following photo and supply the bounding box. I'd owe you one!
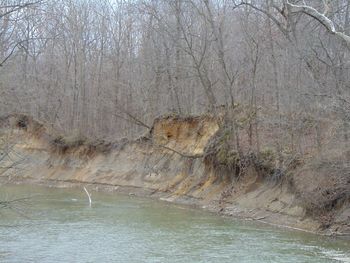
[50,134,87,154]
[255,148,276,178]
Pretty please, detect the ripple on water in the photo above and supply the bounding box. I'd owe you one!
[0,184,349,263]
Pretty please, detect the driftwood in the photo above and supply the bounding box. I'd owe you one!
[83,187,92,207]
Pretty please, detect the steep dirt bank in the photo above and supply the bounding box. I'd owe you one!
[0,114,349,236]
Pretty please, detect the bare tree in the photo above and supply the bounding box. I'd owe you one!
[0,0,346,168]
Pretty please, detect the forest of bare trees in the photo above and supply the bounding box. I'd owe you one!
[0,0,349,144]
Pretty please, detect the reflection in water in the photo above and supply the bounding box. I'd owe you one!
[0,185,349,263]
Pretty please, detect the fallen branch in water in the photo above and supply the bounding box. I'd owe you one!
[0,197,31,209]
[83,187,92,207]
[0,196,33,219]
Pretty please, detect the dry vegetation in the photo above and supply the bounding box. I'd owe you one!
[0,108,349,227]
[0,0,349,227]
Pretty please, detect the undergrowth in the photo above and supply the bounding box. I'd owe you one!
[204,126,302,183]
[49,133,113,155]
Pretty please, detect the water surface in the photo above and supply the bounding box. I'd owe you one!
[0,185,349,263]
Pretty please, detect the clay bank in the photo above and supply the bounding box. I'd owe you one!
[0,111,349,237]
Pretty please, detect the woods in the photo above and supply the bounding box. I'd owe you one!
[0,0,349,147]
[1,0,350,241]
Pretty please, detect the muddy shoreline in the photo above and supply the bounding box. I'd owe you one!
[1,114,349,238]
[2,174,348,239]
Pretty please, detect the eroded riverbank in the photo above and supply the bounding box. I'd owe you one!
[0,114,349,237]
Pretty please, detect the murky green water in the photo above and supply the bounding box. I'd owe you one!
[0,185,349,263]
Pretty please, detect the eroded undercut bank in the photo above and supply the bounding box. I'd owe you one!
[0,109,349,236]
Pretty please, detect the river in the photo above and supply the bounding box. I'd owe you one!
[0,185,349,263]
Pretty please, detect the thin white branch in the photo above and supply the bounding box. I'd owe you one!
[83,187,92,207]
[287,1,335,32]
[335,31,350,44]
[286,1,350,46]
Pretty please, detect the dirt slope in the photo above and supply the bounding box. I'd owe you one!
[0,114,349,236]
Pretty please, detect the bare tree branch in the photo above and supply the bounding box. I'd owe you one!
[286,1,350,46]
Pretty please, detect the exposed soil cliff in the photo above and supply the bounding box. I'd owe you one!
[0,113,349,236]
